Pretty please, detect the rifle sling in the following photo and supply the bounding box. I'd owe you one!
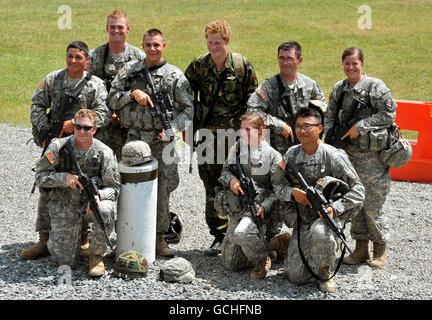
[295,202,346,281]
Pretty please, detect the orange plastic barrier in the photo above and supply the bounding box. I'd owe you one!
[389,99,432,183]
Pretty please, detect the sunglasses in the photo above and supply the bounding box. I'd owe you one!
[74,124,94,131]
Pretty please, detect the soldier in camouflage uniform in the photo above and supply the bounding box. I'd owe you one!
[184,20,258,255]
[35,109,120,277]
[247,41,327,156]
[109,29,193,257]
[88,10,146,161]
[22,41,111,260]
[272,106,365,292]
[324,47,397,270]
[215,113,282,279]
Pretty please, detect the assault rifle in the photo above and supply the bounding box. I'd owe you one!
[141,67,175,142]
[31,94,77,194]
[230,142,266,243]
[286,161,352,254]
[63,140,114,250]
[189,100,202,173]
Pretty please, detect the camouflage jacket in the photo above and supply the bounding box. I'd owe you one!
[324,73,397,142]
[185,51,258,128]
[30,69,111,146]
[88,43,145,88]
[108,59,193,135]
[35,135,121,203]
[247,72,326,129]
[219,140,282,215]
[271,142,365,225]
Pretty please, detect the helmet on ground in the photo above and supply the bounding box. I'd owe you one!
[121,140,152,166]
[164,212,183,244]
[113,250,148,279]
[315,176,349,202]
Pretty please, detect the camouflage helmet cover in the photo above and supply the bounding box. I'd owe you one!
[113,250,148,279]
[315,176,349,202]
[121,140,153,166]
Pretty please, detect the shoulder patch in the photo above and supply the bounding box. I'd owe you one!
[256,87,267,100]
[37,80,44,90]
[86,63,94,73]
[118,67,127,78]
[46,151,57,165]
[278,160,286,171]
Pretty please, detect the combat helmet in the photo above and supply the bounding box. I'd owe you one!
[121,140,153,166]
[379,137,412,168]
[113,251,148,279]
[315,176,349,202]
[164,212,183,244]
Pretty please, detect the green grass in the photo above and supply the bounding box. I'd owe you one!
[1,0,431,126]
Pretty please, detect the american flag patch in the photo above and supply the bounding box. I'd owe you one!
[37,80,44,90]
[118,67,127,77]
[256,87,267,100]
[46,151,56,165]
[278,160,286,171]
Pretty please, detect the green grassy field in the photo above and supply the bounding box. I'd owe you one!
[1,0,431,126]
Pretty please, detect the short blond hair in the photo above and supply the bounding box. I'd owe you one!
[239,113,265,129]
[205,20,231,40]
[107,10,128,24]
[74,109,97,126]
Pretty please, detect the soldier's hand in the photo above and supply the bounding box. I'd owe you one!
[318,206,334,223]
[130,89,154,108]
[62,120,74,135]
[292,188,312,207]
[86,195,101,215]
[157,128,176,141]
[230,178,244,195]
[341,125,360,140]
[281,124,295,143]
[258,206,265,219]
[65,173,83,191]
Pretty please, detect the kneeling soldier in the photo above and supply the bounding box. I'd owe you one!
[35,109,120,277]
[214,113,283,279]
[272,106,365,292]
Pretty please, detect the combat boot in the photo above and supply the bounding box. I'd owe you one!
[20,232,50,260]
[250,256,271,279]
[369,242,387,269]
[343,239,371,265]
[156,232,174,257]
[79,232,90,257]
[88,254,104,277]
[318,266,336,293]
[267,233,290,264]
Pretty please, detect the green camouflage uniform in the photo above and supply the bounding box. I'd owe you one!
[89,43,146,160]
[215,139,282,271]
[247,72,326,155]
[109,59,193,233]
[35,136,121,267]
[184,52,258,237]
[324,74,397,244]
[30,69,111,234]
[271,142,365,284]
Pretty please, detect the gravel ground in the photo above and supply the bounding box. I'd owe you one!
[1,123,431,302]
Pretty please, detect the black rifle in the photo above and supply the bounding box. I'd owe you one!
[189,100,202,173]
[140,66,175,142]
[230,142,266,244]
[31,94,77,194]
[276,74,299,145]
[286,161,352,254]
[63,140,114,250]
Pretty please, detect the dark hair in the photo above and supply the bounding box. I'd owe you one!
[66,41,89,57]
[295,106,324,138]
[278,41,302,59]
[143,28,164,42]
[342,47,364,63]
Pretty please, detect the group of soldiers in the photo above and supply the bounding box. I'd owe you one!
[22,10,399,293]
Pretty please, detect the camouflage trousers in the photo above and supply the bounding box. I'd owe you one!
[284,219,339,284]
[35,189,89,234]
[95,121,128,162]
[47,196,115,267]
[127,131,179,233]
[345,148,390,243]
[221,216,268,271]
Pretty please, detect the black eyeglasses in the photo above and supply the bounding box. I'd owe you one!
[74,124,94,131]
[294,123,321,131]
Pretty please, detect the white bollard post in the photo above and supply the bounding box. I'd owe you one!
[116,159,158,265]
